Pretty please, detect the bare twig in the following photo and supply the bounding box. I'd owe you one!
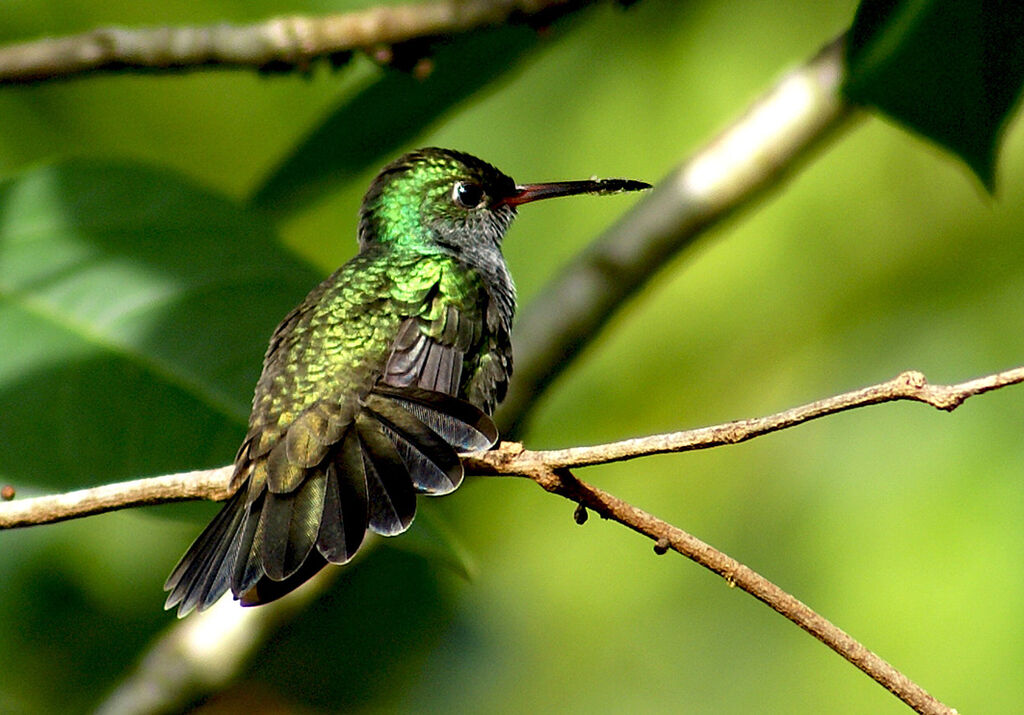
[5,367,1020,531]
[499,33,860,435]
[2,367,997,714]
[479,367,1024,472]
[533,468,954,715]
[0,0,591,84]
[0,466,232,529]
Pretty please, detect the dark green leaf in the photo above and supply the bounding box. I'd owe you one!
[0,160,319,488]
[250,25,549,217]
[845,0,1024,189]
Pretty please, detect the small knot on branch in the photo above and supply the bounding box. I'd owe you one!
[1,485,14,501]
[653,537,670,555]
[369,37,436,75]
[897,370,928,390]
[894,370,969,411]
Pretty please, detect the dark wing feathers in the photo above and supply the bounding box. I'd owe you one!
[165,265,508,617]
[374,385,497,451]
[365,392,464,494]
[384,305,473,396]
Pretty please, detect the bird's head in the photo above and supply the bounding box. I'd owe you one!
[357,147,650,256]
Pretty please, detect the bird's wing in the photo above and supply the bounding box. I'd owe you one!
[382,264,512,416]
[464,293,513,415]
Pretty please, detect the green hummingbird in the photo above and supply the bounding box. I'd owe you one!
[164,148,650,616]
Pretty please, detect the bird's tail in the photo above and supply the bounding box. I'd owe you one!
[164,387,496,617]
[162,487,248,616]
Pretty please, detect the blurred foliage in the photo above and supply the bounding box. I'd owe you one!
[846,0,1024,188]
[250,23,561,218]
[1,0,1024,714]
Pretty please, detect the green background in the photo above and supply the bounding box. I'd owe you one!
[2,0,1023,712]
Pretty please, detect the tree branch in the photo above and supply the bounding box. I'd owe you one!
[534,469,953,715]
[0,0,593,84]
[5,367,1020,531]
[498,33,859,435]
[479,367,1024,472]
[4,366,999,714]
[0,466,232,529]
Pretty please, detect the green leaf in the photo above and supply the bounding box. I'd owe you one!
[0,160,319,488]
[250,24,549,218]
[845,0,1024,189]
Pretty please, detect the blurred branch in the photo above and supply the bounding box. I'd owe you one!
[96,572,332,715]
[0,0,592,84]
[4,366,1021,531]
[499,32,860,435]
[6,366,1003,714]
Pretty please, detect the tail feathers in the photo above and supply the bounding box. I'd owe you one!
[356,411,417,535]
[237,549,328,607]
[164,387,499,614]
[315,428,369,564]
[163,488,247,618]
[258,470,327,581]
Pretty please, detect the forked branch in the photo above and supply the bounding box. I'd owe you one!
[4,367,1020,528]
[0,367,1001,715]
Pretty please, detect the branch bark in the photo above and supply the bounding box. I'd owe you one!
[0,0,592,84]
[4,366,1001,715]
[5,367,1019,530]
[535,469,953,715]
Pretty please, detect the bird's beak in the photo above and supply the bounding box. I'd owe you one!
[501,178,652,206]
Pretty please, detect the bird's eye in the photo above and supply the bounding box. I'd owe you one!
[452,181,485,209]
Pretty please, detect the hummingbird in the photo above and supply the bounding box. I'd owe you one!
[164,148,650,616]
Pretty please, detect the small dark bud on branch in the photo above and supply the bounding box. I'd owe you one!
[573,503,588,525]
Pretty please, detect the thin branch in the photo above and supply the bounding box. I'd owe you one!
[0,0,592,84]
[5,366,1020,530]
[499,33,860,435]
[0,466,232,529]
[480,366,1024,472]
[3,367,997,714]
[535,468,953,715]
